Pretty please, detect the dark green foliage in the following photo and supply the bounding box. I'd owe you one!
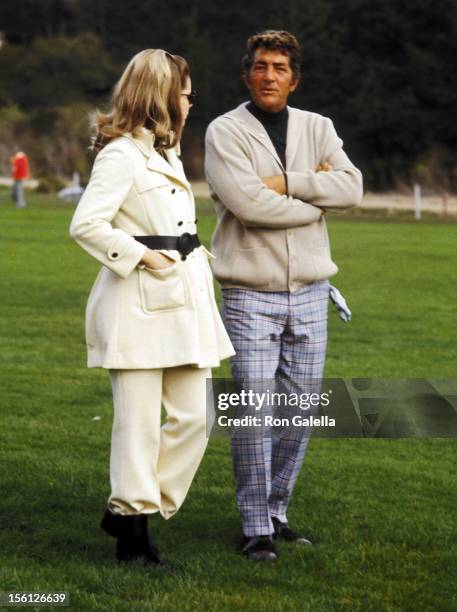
[0,0,456,189]
[0,33,116,108]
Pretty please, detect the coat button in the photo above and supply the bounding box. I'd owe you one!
[178,221,183,226]
[112,252,118,258]
[171,188,176,194]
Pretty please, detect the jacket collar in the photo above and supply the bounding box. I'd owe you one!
[122,127,190,190]
[225,102,301,171]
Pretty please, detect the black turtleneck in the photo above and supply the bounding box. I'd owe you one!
[246,101,289,168]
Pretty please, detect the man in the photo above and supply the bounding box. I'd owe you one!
[10,146,30,208]
[205,30,362,561]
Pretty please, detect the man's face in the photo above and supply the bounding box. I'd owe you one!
[244,48,298,113]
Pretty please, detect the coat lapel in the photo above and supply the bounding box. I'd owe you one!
[123,129,191,191]
[146,150,190,191]
[285,108,301,170]
[229,103,284,170]
[227,102,303,173]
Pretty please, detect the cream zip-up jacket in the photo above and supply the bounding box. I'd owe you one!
[205,102,363,291]
[70,128,234,369]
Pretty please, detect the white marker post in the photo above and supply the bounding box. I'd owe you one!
[414,183,422,220]
[442,193,448,217]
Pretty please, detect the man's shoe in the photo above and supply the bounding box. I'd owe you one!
[100,509,162,565]
[241,536,277,561]
[272,517,312,545]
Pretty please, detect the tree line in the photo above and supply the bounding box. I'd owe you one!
[1,0,456,192]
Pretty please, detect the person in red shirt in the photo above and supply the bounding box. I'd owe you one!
[10,147,30,208]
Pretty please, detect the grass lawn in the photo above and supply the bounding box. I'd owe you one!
[0,190,456,611]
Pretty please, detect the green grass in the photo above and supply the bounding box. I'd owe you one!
[0,190,456,611]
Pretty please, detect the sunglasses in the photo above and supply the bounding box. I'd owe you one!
[181,90,197,104]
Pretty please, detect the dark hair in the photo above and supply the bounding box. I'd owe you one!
[93,50,190,152]
[242,30,302,80]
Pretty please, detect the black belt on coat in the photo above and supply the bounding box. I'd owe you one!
[133,233,201,261]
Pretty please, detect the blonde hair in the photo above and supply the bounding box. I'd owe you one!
[92,49,190,151]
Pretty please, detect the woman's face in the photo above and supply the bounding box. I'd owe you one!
[180,77,193,125]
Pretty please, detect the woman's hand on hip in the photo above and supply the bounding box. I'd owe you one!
[140,249,175,270]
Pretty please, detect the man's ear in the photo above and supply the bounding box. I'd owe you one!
[242,73,251,90]
[289,76,299,93]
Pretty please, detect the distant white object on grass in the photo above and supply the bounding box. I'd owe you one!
[414,183,422,220]
[58,172,84,203]
[92,416,101,421]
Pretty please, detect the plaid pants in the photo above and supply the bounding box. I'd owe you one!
[222,280,329,537]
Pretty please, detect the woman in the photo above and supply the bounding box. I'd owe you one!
[70,49,234,565]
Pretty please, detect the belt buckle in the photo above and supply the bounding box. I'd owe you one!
[177,232,193,260]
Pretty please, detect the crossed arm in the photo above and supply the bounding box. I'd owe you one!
[284,117,362,209]
[268,117,363,210]
[205,117,362,227]
[205,120,324,230]
[262,162,333,197]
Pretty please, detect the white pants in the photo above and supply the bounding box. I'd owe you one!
[108,366,211,518]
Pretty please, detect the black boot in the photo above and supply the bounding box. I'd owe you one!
[101,509,161,565]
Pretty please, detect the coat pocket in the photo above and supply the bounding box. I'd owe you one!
[138,263,187,313]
